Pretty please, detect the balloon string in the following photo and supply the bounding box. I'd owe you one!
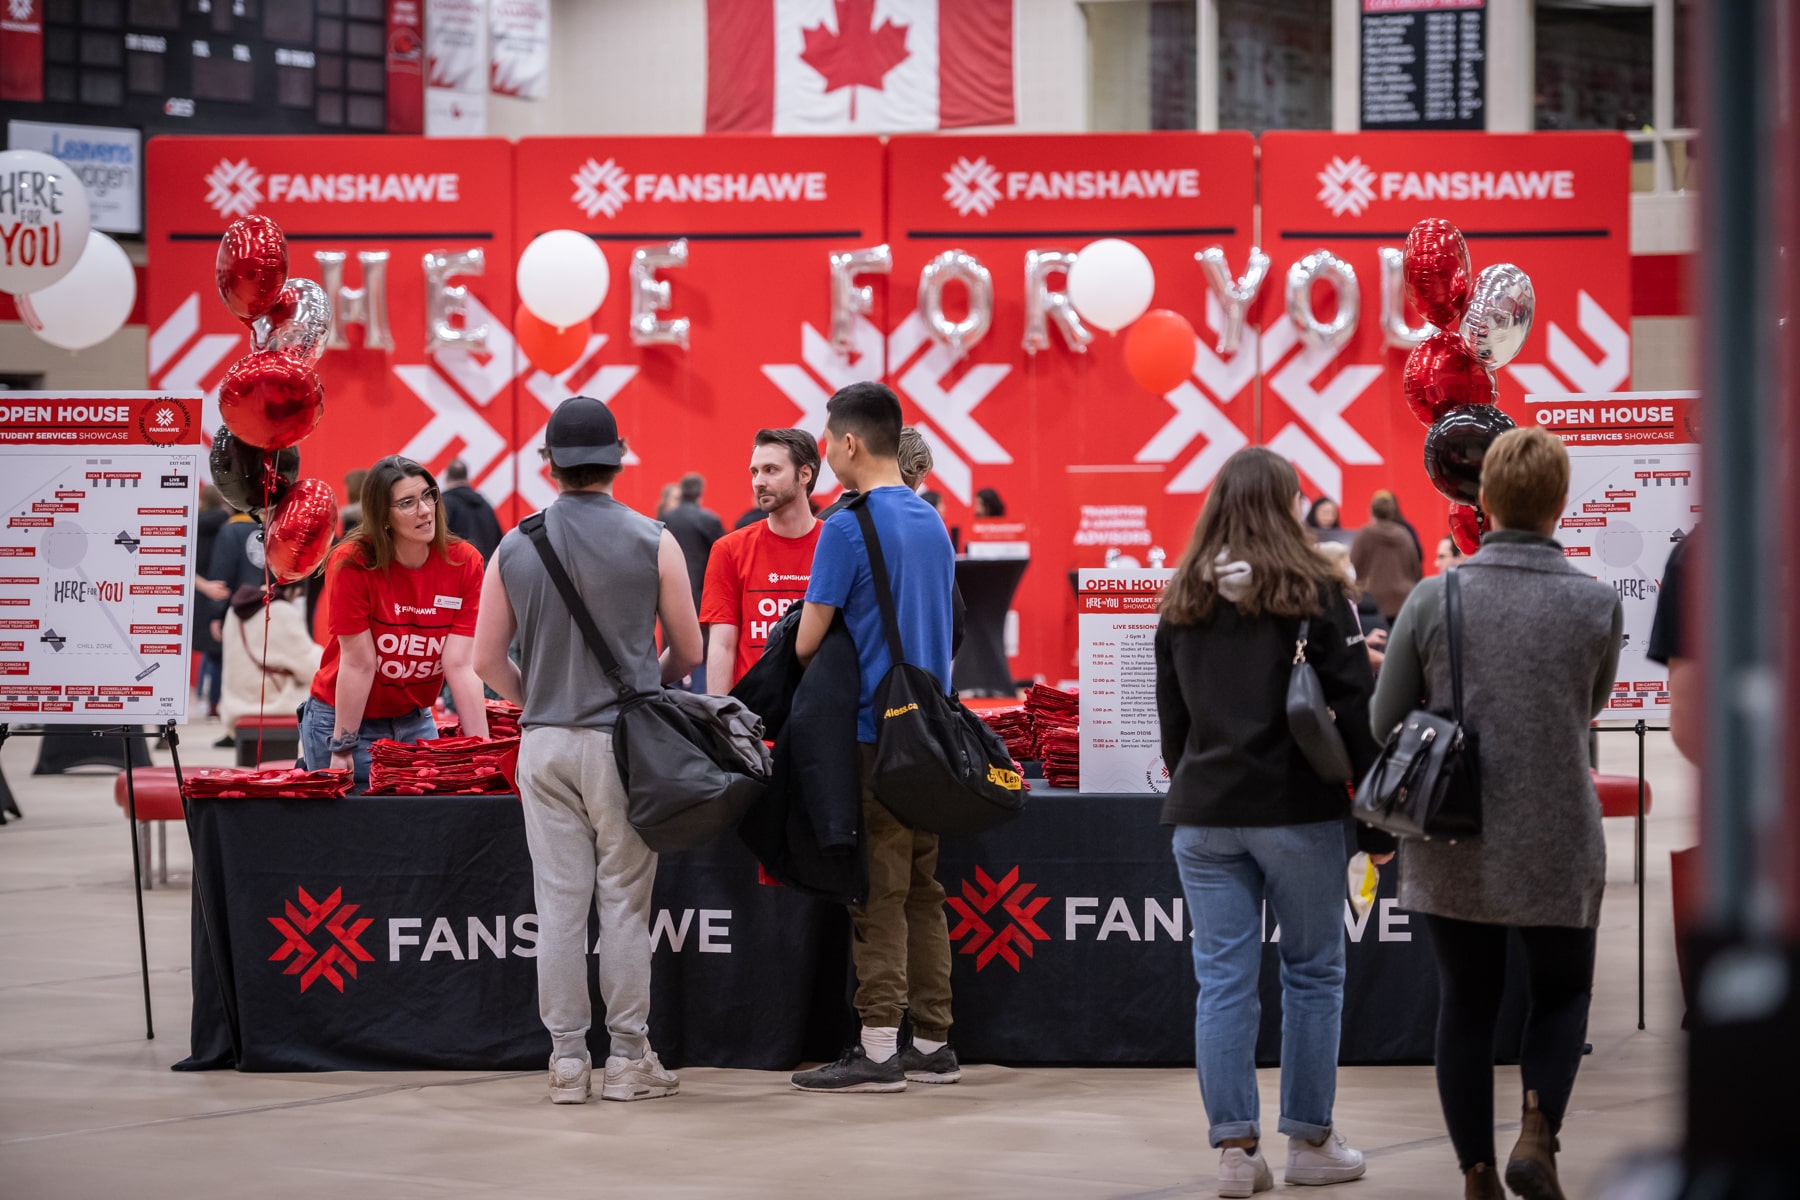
[254,457,274,768]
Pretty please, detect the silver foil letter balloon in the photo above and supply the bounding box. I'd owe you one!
[917,249,994,357]
[828,244,892,357]
[1195,245,1270,356]
[314,249,394,352]
[630,239,690,349]
[1459,263,1536,368]
[1378,246,1437,350]
[1285,250,1360,355]
[422,248,490,354]
[1022,249,1092,354]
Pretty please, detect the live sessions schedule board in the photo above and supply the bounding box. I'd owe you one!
[0,393,205,725]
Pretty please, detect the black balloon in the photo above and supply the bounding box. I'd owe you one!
[1423,404,1517,505]
[210,427,300,515]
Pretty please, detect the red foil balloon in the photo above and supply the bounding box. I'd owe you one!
[1448,503,1487,556]
[218,351,324,451]
[264,478,339,584]
[1402,331,1497,425]
[216,215,289,323]
[1403,218,1473,327]
[1122,308,1199,394]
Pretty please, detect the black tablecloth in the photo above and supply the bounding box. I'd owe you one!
[181,787,1517,1072]
[952,556,1029,696]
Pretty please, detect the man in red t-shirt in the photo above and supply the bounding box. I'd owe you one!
[701,428,823,692]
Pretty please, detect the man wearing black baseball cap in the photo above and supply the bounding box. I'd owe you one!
[474,395,703,1106]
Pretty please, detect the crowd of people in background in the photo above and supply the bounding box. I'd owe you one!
[189,385,1643,1198]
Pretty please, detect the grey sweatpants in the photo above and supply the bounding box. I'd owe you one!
[516,725,657,1063]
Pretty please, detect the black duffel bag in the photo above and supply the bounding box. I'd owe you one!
[521,513,768,852]
[849,496,1024,836]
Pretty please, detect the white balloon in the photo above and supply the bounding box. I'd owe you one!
[17,230,134,351]
[516,230,609,329]
[1067,238,1155,333]
[0,148,93,295]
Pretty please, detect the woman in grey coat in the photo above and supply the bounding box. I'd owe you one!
[1371,428,1621,1200]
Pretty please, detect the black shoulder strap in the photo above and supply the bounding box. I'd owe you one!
[1444,568,1466,722]
[848,494,908,667]
[519,511,635,700]
[1293,617,1311,665]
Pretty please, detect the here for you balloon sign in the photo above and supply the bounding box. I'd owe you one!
[0,149,92,296]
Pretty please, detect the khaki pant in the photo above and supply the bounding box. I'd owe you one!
[849,746,954,1040]
[516,725,657,1062]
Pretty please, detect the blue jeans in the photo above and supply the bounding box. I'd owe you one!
[1171,821,1349,1146]
[298,698,438,791]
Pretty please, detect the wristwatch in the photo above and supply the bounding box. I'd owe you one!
[327,732,360,754]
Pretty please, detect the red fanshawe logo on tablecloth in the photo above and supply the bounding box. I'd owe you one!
[269,887,375,993]
[946,866,1051,972]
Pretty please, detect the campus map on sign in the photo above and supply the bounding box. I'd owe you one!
[0,394,205,726]
[1078,569,1173,793]
[1528,391,1701,725]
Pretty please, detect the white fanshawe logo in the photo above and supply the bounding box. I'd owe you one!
[205,158,264,219]
[572,157,828,220]
[153,406,175,428]
[943,156,1003,217]
[571,157,632,219]
[1316,156,1378,218]
[7,0,34,22]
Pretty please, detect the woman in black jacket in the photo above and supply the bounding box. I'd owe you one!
[1155,448,1388,1198]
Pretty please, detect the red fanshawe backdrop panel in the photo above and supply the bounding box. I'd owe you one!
[884,132,1258,684]
[1258,132,1632,547]
[145,137,519,518]
[512,136,886,521]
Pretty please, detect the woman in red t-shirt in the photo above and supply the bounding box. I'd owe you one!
[302,456,488,787]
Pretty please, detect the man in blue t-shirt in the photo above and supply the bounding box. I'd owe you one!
[791,381,959,1095]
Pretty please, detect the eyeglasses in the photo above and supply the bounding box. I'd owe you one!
[390,487,440,516]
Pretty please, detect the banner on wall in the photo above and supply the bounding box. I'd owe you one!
[427,0,489,136]
[7,120,142,235]
[1258,131,1631,551]
[705,0,1015,134]
[511,135,885,518]
[884,132,1257,684]
[145,136,519,519]
[1528,390,1700,724]
[490,0,550,100]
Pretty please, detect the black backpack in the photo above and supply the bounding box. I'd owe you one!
[849,495,1024,836]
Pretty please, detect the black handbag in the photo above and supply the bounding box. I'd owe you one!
[520,512,768,852]
[1353,569,1482,841]
[849,496,1025,836]
[1286,616,1355,784]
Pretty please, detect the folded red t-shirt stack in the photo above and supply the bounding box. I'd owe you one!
[977,705,1034,762]
[434,698,523,740]
[1039,725,1080,789]
[182,767,354,800]
[1024,684,1079,760]
[366,735,521,795]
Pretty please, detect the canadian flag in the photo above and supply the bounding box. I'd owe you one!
[706,0,1015,134]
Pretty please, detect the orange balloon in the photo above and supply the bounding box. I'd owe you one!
[1122,308,1198,394]
[514,304,588,375]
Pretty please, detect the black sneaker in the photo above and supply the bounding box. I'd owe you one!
[790,1045,906,1093]
[899,1042,962,1084]
[213,734,235,748]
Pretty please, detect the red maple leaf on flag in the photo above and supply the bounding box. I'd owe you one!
[800,0,911,121]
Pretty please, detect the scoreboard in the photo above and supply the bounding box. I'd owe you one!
[3,0,420,137]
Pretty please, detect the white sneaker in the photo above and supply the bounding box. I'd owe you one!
[548,1056,590,1104]
[601,1048,679,1102]
[1285,1127,1367,1186]
[1217,1146,1274,1198]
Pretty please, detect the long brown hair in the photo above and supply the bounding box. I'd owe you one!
[343,455,459,571]
[1160,448,1353,623]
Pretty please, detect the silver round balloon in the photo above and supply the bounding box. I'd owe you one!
[1459,263,1535,368]
[1285,250,1359,354]
[252,278,331,363]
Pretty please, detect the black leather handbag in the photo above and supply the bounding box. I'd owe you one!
[1353,569,1482,841]
[1286,616,1355,784]
[850,496,1025,837]
[520,512,768,852]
